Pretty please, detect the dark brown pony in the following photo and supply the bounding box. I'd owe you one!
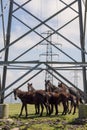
[47,91,68,115]
[58,82,84,114]
[45,80,68,115]
[27,83,39,114]
[27,83,49,115]
[13,88,49,117]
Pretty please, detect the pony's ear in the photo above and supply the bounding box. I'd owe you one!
[13,88,17,92]
[28,83,32,85]
[13,88,16,91]
[48,80,50,82]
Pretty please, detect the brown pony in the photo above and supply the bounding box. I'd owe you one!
[27,83,49,115]
[13,88,49,117]
[27,83,39,114]
[45,80,69,115]
[47,91,68,115]
[58,82,84,114]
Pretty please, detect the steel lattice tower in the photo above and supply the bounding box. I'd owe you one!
[0,0,87,103]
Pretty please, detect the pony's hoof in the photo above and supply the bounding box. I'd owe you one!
[55,112,58,115]
[68,112,71,114]
[39,114,42,117]
[73,113,75,115]
[25,115,28,118]
[19,115,21,118]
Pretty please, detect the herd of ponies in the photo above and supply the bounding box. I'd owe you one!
[13,80,86,118]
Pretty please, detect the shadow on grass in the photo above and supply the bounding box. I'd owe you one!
[10,114,53,120]
[69,118,87,125]
[9,112,65,120]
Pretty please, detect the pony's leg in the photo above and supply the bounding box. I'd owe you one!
[43,103,48,115]
[72,98,78,115]
[50,104,53,115]
[25,104,28,117]
[37,104,40,114]
[68,101,73,114]
[40,103,44,116]
[38,104,40,114]
[44,102,50,116]
[35,104,40,114]
[67,100,69,113]
[62,102,68,115]
[19,103,24,117]
[35,104,37,114]
[55,104,58,115]
[73,104,76,115]
[47,104,51,116]
[69,98,77,115]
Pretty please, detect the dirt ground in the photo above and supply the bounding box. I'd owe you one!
[0,117,87,130]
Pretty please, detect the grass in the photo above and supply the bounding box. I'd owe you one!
[1,103,87,130]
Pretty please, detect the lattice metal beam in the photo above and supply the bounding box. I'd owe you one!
[0,0,87,103]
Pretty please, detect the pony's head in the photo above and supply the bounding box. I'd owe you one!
[58,82,62,87]
[45,80,50,86]
[27,83,35,92]
[27,83,32,91]
[45,80,51,91]
[13,88,18,100]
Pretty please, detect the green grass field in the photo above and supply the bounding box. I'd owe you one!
[1,103,87,130]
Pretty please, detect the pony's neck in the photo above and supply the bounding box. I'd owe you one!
[17,90,25,98]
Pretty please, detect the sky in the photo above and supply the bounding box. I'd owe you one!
[0,0,87,103]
